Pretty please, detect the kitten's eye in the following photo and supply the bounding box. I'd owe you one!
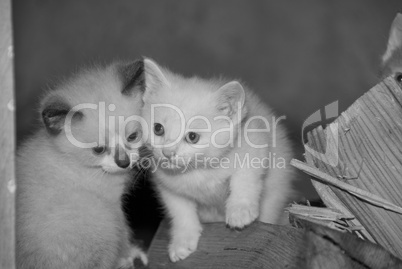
[127,132,139,142]
[185,132,200,144]
[92,146,106,155]
[154,123,164,136]
[395,73,402,84]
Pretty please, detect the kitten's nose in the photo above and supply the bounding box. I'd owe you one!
[115,149,130,169]
[162,148,176,159]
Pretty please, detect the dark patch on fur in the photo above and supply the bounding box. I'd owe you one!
[42,98,83,135]
[119,59,145,96]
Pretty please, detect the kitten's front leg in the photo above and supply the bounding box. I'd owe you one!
[226,168,263,229]
[117,225,148,268]
[117,244,148,269]
[159,187,202,262]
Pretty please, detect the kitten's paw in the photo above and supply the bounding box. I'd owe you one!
[117,245,148,268]
[168,231,201,262]
[226,203,259,229]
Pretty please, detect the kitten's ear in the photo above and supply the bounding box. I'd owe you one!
[143,58,170,100]
[216,81,245,117]
[41,97,82,135]
[118,59,145,95]
[382,13,402,64]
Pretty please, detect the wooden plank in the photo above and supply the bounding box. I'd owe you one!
[304,77,402,259]
[148,221,305,269]
[148,219,402,268]
[0,0,16,268]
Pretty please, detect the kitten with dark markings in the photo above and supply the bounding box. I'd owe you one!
[141,58,295,262]
[381,13,402,80]
[16,60,147,269]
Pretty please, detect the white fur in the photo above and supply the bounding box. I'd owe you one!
[142,59,295,262]
[16,63,147,269]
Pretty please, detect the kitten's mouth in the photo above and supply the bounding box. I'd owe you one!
[101,166,132,174]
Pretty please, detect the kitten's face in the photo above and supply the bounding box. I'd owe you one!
[42,61,145,174]
[143,93,232,171]
[61,100,143,174]
[142,59,245,172]
[381,14,402,80]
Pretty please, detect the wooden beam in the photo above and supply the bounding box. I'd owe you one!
[0,0,16,268]
[147,220,402,268]
[148,220,304,268]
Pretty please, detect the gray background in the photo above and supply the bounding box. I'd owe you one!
[12,0,402,244]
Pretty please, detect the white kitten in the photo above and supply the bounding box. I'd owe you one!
[141,58,294,262]
[16,61,148,269]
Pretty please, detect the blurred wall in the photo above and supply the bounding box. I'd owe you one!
[13,0,401,141]
[12,0,402,244]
